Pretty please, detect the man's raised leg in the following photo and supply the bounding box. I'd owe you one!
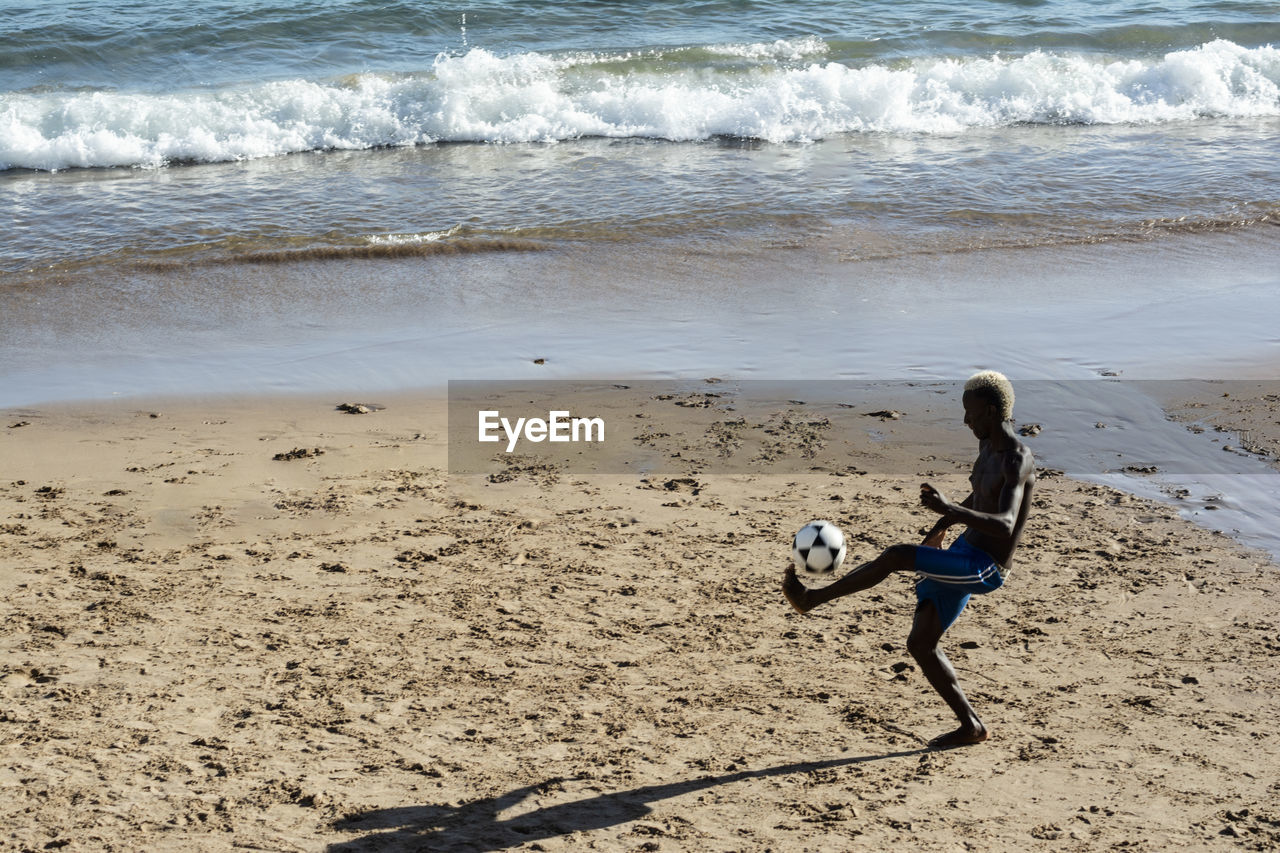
[783,544,918,614]
[907,599,988,748]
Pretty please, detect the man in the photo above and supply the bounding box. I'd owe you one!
[782,371,1035,748]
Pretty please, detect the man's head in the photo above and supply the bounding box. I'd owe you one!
[962,370,1014,439]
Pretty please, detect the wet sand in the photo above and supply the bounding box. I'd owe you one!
[1159,380,1280,470]
[4,228,1279,408]
[2,388,1279,850]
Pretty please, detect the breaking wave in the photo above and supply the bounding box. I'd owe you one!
[2,39,1277,171]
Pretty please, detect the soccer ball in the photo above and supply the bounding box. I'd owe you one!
[792,520,847,575]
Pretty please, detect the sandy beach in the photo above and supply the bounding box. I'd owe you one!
[6,3,1280,849]
[2,385,1278,851]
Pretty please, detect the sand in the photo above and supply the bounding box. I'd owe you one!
[2,388,1279,851]
[1159,380,1280,468]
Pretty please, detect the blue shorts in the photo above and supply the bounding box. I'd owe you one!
[914,535,1004,632]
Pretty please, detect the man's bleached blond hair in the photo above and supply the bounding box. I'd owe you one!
[964,370,1014,420]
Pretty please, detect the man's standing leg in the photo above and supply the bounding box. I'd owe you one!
[907,599,989,747]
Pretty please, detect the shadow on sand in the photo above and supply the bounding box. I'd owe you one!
[327,749,927,851]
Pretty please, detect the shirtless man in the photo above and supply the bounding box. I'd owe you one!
[782,371,1035,748]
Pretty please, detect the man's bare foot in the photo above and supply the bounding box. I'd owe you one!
[782,567,812,614]
[927,724,989,750]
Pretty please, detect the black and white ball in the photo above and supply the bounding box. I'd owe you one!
[792,520,847,575]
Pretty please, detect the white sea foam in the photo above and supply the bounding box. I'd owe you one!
[363,227,460,246]
[2,39,1276,171]
[703,37,830,61]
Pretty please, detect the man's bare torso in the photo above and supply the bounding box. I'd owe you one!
[963,439,1035,570]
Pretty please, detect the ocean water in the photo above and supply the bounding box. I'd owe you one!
[3,1,1280,398]
[2,0,1278,275]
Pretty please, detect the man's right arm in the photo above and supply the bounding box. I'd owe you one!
[921,491,973,547]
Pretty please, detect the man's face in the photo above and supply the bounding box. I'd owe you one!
[962,390,997,439]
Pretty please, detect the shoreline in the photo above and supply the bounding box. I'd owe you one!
[3,228,1279,409]
[2,386,1278,849]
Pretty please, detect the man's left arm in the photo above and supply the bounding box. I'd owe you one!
[921,449,1033,538]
